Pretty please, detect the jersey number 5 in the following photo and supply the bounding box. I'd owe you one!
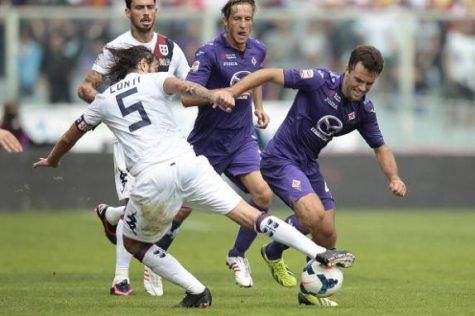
[116,87,151,132]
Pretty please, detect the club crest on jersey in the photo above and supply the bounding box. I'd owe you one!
[300,69,314,79]
[190,60,200,73]
[348,112,356,120]
[292,179,301,191]
[251,56,257,66]
[159,44,169,56]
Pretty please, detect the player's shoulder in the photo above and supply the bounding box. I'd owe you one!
[361,96,376,113]
[107,31,135,47]
[248,37,267,53]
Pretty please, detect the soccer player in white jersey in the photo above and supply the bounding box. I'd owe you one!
[34,45,355,308]
[77,0,190,296]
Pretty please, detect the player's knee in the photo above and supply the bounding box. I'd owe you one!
[251,185,273,209]
[174,206,192,223]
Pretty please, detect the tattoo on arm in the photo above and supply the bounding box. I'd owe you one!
[177,81,212,102]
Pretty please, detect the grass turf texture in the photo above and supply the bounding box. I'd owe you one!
[0,209,474,316]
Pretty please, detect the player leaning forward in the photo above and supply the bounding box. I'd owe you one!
[228,45,407,307]
[33,46,355,308]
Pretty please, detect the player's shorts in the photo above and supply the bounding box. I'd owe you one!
[113,139,134,201]
[260,156,335,211]
[195,135,261,193]
[122,153,242,243]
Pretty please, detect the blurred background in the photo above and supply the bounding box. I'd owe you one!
[0,0,474,210]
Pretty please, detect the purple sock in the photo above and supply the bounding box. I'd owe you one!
[155,220,181,250]
[228,199,268,258]
[264,214,308,260]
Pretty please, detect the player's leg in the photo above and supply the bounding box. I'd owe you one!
[122,165,211,308]
[186,156,354,269]
[225,170,272,288]
[144,206,192,296]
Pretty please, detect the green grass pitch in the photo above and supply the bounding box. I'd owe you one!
[0,209,474,316]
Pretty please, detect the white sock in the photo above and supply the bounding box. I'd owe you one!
[106,206,126,225]
[113,220,132,285]
[259,215,327,259]
[142,244,205,294]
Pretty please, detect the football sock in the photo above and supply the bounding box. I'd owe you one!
[265,214,309,260]
[142,244,206,294]
[113,220,132,284]
[256,215,326,259]
[106,205,126,225]
[228,199,266,257]
[155,220,181,250]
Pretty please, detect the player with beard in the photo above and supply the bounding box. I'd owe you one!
[228,45,407,307]
[77,0,190,297]
[181,0,274,289]
[34,46,355,308]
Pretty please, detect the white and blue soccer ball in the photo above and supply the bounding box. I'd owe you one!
[300,259,344,298]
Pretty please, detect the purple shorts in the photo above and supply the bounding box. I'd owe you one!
[260,156,335,210]
[196,136,261,193]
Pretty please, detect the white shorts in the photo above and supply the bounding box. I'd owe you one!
[122,154,242,243]
[113,139,134,201]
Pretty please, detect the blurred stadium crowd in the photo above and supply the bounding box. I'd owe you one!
[0,1,474,151]
[2,0,475,13]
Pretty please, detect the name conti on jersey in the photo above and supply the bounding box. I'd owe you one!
[110,76,141,94]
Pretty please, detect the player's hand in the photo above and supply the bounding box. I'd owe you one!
[0,129,23,153]
[389,179,406,197]
[254,109,270,129]
[33,157,58,169]
[211,90,235,113]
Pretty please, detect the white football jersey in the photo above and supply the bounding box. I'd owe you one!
[83,72,194,175]
[93,31,189,80]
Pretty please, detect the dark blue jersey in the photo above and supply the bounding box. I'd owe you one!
[186,32,266,155]
[263,68,385,167]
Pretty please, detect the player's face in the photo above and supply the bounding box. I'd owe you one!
[223,3,254,51]
[126,0,157,34]
[342,62,378,101]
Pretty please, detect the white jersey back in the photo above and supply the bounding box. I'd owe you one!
[83,72,194,175]
[93,31,189,80]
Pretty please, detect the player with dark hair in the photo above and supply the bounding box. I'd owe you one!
[77,0,190,296]
[181,0,274,288]
[34,45,355,309]
[228,45,407,307]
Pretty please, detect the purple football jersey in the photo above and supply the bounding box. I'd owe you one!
[186,32,266,158]
[263,68,385,166]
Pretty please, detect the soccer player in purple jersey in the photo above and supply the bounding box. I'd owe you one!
[181,0,275,288]
[229,45,407,307]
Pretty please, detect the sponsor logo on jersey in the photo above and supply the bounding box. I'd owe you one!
[223,61,238,66]
[230,71,252,99]
[190,60,200,73]
[348,112,355,120]
[311,115,343,142]
[158,58,171,66]
[159,44,169,56]
[324,90,341,110]
[292,179,301,191]
[300,69,314,79]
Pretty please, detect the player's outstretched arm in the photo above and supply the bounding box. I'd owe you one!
[0,129,23,153]
[165,77,235,112]
[33,123,86,169]
[228,68,285,99]
[374,144,407,197]
[77,70,104,103]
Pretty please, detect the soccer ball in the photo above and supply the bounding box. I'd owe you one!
[300,259,344,298]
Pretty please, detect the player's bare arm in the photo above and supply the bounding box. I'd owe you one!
[0,129,23,153]
[78,70,104,103]
[374,144,407,197]
[32,123,86,168]
[252,86,269,129]
[229,68,285,98]
[165,77,235,112]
